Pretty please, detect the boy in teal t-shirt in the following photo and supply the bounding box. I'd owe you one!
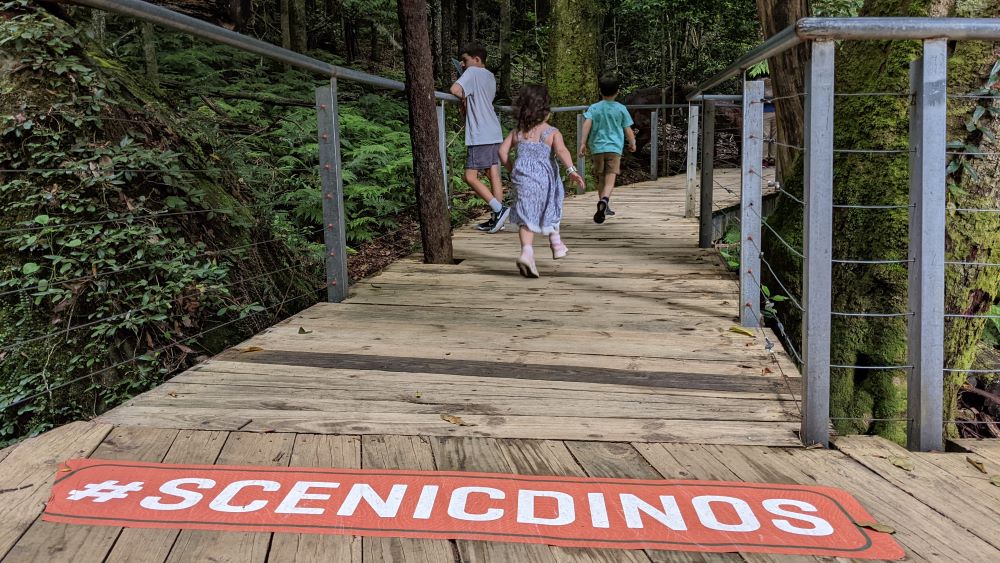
[578,75,636,224]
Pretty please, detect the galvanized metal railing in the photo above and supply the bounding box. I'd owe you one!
[688,17,1000,452]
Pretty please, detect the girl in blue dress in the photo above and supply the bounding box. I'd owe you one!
[498,85,585,278]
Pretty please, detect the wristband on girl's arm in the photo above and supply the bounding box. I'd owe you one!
[565,166,578,175]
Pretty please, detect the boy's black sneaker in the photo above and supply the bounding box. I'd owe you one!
[475,215,494,231]
[605,204,616,217]
[594,200,607,224]
[488,205,510,234]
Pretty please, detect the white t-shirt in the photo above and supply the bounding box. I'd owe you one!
[456,66,503,146]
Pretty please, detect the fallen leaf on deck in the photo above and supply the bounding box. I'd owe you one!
[441,414,476,426]
[990,475,1000,487]
[762,367,773,374]
[857,521,896,534]
[729,326,756,337]
[297,327,313,334]
[415,392,422,398]
[240,346,263,353]
[167,392,177,398]
[889,456,914,471]
[967,456,987,474]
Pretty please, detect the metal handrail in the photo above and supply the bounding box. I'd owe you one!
[689,17,1000,99]
[69,0,460,102]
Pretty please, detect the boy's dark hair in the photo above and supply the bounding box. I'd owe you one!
[462,43,488,64]
[599,75,620,97]
[514,85,551,133]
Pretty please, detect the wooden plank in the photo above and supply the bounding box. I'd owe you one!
[164,432,296,563]
[565,442,741,563]
[133,382,795,423]
[0,444,14,464]
[0,422,112,559]
[174,368,794,405]
[6,427,178,562]
[360,435,454,563]
[834,435,1000,550]
[104,430,228,563]
[268,435,362,562]
[97,406,801,446]
[951,438,1000,466]
[430,437,559,563]
[496,439,651,563]
[640,443,999,562]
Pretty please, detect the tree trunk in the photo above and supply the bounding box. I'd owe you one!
[754,0,807,182]
[441,0,454,78]
[456,0,468,49]
[547,0,602,134]
[280,0,292,70]
[764,0,1000,443]
[431,0,443,85]
[91,10,106,46]
[498,0,511,101]
[469,0,477,40]
[396,0,454,264]
[230,0,252,32]
[141,22,159,86]
[290,0,308,52]
[343,15,359,62]
[369,21,379,70]
[324,0,339,54]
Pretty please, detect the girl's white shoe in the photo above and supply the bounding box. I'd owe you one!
[550,242,568,260]
[516,256,540,278]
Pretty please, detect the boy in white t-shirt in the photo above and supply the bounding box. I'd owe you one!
[450,43,509,233]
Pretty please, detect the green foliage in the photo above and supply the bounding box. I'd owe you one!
[812,0,865,17]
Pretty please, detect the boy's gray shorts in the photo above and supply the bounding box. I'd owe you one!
[465,143,501,170]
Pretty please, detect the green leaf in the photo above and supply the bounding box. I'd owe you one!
[22,262,40,275]
[971,105,986,125]
[164,196,187,209]
[33,214,50,225]
[64,239,83,248]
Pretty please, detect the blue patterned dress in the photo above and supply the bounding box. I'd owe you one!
[510,126,564,235]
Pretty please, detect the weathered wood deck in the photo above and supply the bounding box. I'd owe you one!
[2,171,998,561]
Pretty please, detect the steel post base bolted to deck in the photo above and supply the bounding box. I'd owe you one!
[906,39,947,452]
[685,105,700,218]
[801,41,835,448]
[316,80,349,303]
[698,101,716,248]
[740,81,765,328]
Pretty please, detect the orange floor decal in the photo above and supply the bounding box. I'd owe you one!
[45,459,904,559]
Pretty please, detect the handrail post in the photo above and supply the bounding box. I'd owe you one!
[801,41,835,447]
[698,101,716,248]
[741,80,765,328]
[685,104,700,218]
[437,101,449,206]
[316,79,349,303]
[906,39,947,452]
[575,113,586,194]
[650,109,659,180]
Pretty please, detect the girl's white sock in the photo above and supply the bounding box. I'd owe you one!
[520,245,534,259]
[549,233,563,246]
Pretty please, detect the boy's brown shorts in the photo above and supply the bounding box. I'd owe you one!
[591,152,622,177]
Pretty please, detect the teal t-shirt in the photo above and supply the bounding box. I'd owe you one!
[584,100,634,155]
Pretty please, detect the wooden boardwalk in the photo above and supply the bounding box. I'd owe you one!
[2,171,998,561]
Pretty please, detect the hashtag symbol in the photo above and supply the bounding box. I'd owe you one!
[66,480,144,503]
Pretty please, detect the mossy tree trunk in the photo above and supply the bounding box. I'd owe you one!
[764,0,1000,443]
[546,0,602,134]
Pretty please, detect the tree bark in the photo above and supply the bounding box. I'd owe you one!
[141,22,159,86]
[456,0,469,49]
[343,14,359,62]
[280,0,292,70]
[441,0,454,78]
[498,0,512,101]
[396,0,454,264]
[91,10,106,46]
[290,0,308,52]
[764,0,1000,443]
[547,0,602,134]
[229,0,251,32]
[754,0,807,181]
[431,0,443,86]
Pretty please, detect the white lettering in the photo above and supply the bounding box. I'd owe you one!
[620,494,687,530]
[692,495,760,532]
[517,490,575,526]
[588,493,609,529]
[413,485,439,520]
[140,478,215,511]
[209,480,280,513]
[275,481,340,515]
[337,484,407,518]
[763,499,834,536]
[448,486,505,521]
